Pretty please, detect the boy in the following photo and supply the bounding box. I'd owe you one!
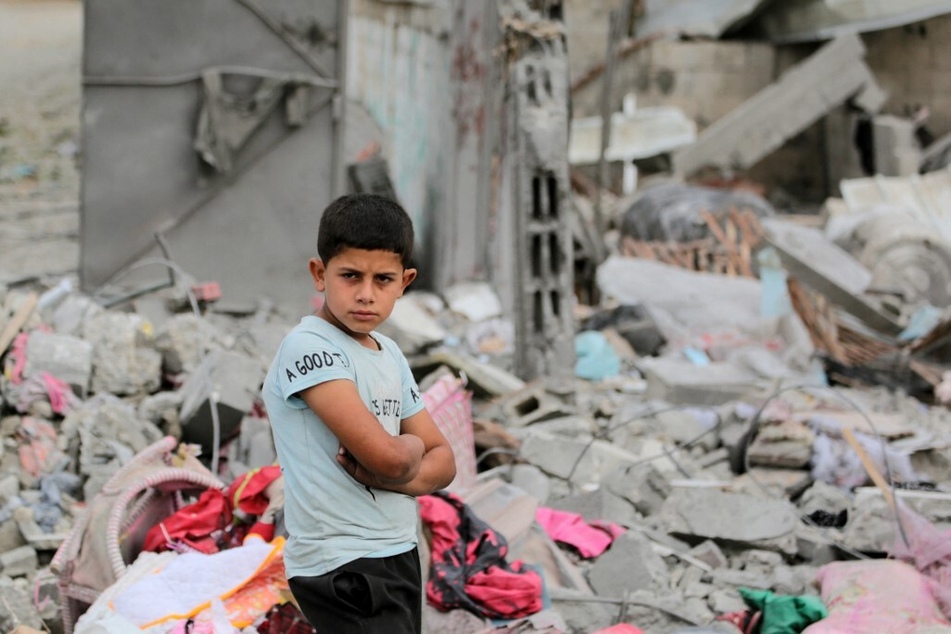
[262,193,456,633]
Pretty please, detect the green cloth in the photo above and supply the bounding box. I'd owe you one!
[739,588,828,634]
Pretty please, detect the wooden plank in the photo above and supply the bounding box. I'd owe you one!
[842,427,895,511]
[0,292,38,356]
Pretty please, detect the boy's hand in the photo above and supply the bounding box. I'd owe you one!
[337,446,385,488]
[337,434,423,488]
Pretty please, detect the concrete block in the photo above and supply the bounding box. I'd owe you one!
[0,518,27,553]
[51,293,102,337]
[0,473,19,505]
[517,429,643,486]
[708,588,746,615]
[660,488,799,555]
[507,464,552,505]
[179,349,265,453]
[549,588,617,634]
[237,415,276,469]
[872,115,921,176]
[0,545,38,577]
[154,313,220,375]
[687,540,729,570]
[642,358,761,406]
[486,381,576,428]
[0,577,44,631]
[23,332,93,395]
[548,488,641,528]
[711,566,773,592]
[84,312,162,395]
[586,531,670,597]
[138,390,184,432]
[603,462,671,517]
[674,34,877,176]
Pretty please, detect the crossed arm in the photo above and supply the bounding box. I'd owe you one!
[298,379,456,496]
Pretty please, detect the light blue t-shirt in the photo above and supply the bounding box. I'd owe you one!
[262,315,426,578]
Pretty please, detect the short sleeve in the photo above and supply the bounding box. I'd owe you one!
[274,329,354,401]
[399,351,425,419]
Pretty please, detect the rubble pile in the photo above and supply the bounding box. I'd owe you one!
[0,231,947,633]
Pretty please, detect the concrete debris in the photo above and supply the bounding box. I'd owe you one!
[637,0,773,39]
[660,488,800,554]
[674,34,885,176]
[569,105,697,166]
[7,4,951,632]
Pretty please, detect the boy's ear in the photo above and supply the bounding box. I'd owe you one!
[400,268,417,294]
[309,258,327,292]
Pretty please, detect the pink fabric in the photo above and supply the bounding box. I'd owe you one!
[7,332,29,383]
[42,372,79,414]
[535,507,626,558]
[592,626,645,634]
[422,374,476,492]
[802,559,951,634]
[890,501,951,620]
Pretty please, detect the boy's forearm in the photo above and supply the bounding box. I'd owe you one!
[381,445,456,497]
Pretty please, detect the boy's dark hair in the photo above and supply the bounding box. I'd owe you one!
[317,194,415,268]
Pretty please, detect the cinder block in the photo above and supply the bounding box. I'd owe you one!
[642,358,760,406]
[23,332,93,395]
[0,545,38,577]
[84,312,162,395]
[179,349,265,453]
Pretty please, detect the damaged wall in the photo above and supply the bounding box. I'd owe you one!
[566,4,951,203]
[346,0,498,291]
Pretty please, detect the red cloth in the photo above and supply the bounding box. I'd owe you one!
[256,603,316,634]
[142,488,232,554]
[225,465,282,515]
[419,491,543,620]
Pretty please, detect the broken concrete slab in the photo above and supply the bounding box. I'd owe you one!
[179,348,264,454]
[22,331,93,395]
[747,0,951,43]
[636,0,772,38]
[515,428,646,487]
[761,217,905,333]
[548,487,642,528]
[412,349,525,399]
[569,106,697,165]
[674,34,884,176]
[603,462,671,517]
[376,294,447,355]
[587,530,670,597]
[660,488,799,555]
[640,357,762,406]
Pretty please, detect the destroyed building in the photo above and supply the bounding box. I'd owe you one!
[1,0,951,632]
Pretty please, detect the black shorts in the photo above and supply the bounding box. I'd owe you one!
[288,548,422,634]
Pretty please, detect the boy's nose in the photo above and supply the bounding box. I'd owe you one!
[356,280,374,303]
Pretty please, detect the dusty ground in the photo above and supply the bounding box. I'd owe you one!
[0,0,82,284]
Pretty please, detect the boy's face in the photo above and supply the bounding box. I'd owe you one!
[309,247,417,343]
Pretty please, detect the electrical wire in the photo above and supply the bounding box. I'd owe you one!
[738,382,910,552]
